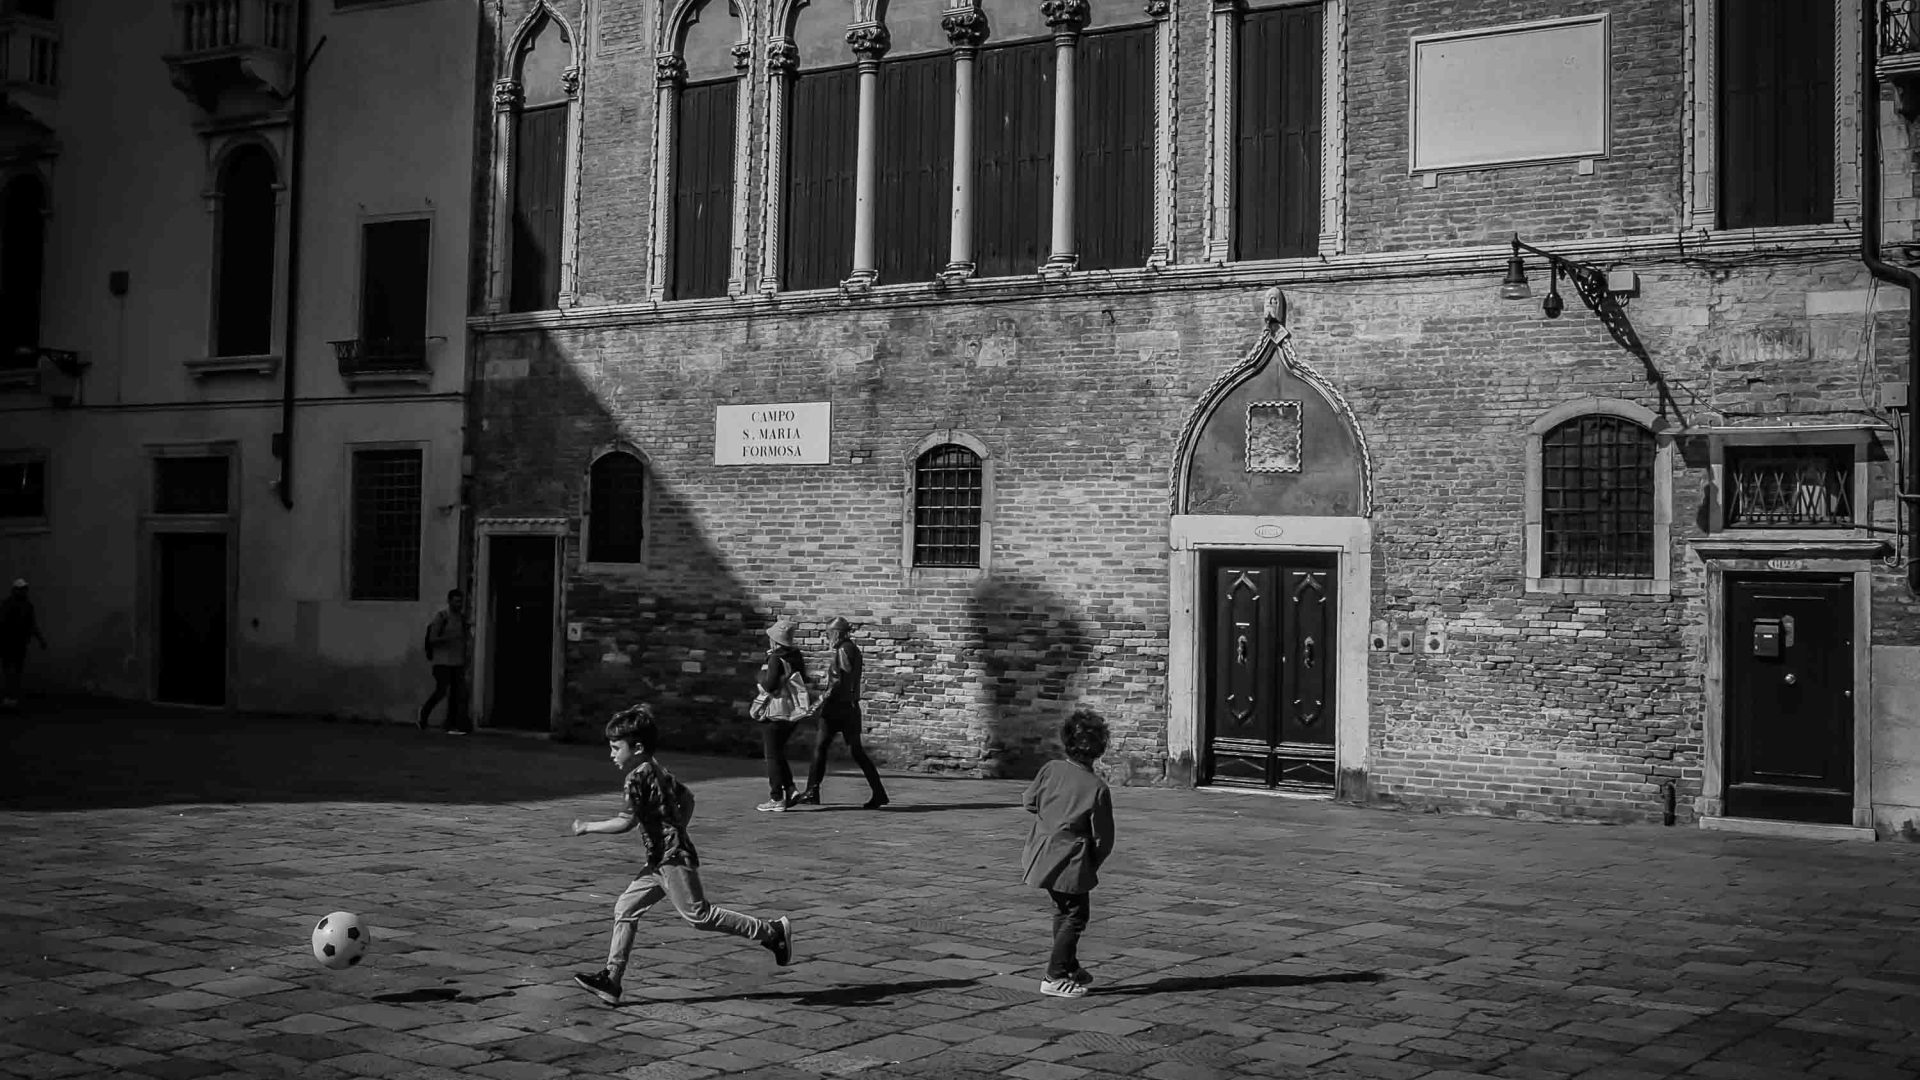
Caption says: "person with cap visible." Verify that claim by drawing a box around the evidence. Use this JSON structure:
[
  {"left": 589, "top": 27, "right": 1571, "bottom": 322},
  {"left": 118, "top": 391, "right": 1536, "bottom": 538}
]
[
  {"left": 750, "top": 619, "right": 812, "bottom": 811},
  {"left": 791, "top": 616, "right": 888, "bottom": 810},
  {"left": 0, "top": 578, "right": 47, "bottom": 708}
]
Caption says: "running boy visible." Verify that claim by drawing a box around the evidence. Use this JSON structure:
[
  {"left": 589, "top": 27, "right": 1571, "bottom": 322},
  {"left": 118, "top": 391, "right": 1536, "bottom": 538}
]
[
  {"left": 570, "top": 704, "right": 796, "bottom": 1005},
  {"left": 1019, "top": 707, "right": 1115, "bottom": 999}
]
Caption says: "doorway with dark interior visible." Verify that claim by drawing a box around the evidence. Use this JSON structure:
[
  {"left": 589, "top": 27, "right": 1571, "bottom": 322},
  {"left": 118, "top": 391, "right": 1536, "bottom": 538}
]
[
  {"left": 154, "top": 532, "right": 228, "bottom": 707},
  {"left": 486, "top": 534, "right": 557, "bottom": 731}
]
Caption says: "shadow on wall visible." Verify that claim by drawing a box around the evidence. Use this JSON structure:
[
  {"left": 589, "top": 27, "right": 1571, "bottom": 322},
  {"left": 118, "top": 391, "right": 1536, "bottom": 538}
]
[{"left": 967, "top": 574, "right": 1092, "bottom": 779}]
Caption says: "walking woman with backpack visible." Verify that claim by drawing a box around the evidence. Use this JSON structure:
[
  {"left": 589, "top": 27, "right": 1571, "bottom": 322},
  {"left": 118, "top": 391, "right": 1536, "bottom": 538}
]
[{"left": 750, "top": 619, "right": 812, "bottom": 811}]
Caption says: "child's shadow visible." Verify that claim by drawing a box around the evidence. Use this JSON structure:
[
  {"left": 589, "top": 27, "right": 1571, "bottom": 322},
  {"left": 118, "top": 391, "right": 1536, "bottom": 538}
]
[
  {"left": 804, "top": 802, "right": 1020, "bottom": 814},
  {"left": 1098, "top": 970, "right": 1384, "bottom": 996},
  {"left": 628, "top": 976, "right": 982, "bottom": 1007}
]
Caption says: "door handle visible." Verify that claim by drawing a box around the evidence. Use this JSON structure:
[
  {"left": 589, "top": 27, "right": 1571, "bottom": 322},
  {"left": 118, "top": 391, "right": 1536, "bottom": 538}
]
[
  {"left": 1235, "top": 635, "right": 1248, "bottom": 665},
  {"left": 1783, "top": 673, "right": 1796, "bottom": 685},
  {"left": 1301, "top": 636, "right": 1316, "bottom": 669}
]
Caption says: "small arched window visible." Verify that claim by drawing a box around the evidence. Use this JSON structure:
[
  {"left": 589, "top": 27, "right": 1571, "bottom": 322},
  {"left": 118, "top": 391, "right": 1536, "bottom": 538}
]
[
  {"left": 215, "top": 146, "right": 278, "bottom": 357},
  {"left": 0, "top": 173, "right": 46, "bottom": 365},
  {"left": 912, "top": 443, "right": 983, "bottom": 568},
  {"left": 1526, "top": 400, "right": 1671, "bottom": 595},
  {"left": 587, "top": 451, "right": 645, "bottom": 564}
]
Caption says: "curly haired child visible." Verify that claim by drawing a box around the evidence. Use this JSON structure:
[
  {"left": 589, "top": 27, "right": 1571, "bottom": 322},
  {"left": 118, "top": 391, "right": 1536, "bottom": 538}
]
[{"left": 1019, "top": 707, "right": 1115, "bottom": 998}]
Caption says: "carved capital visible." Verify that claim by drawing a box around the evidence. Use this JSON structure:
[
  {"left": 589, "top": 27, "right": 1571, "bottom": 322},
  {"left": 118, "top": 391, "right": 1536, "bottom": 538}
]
[
  {"left": 655, "top": 54, "right": 687, "bottom": 86},
  {"left": 731, "top": 41, "right": 753, "bottom": 71},
  {"left": 1041, "top": 0, "right": 1088, "bottom": 32},
  {"left": 766, "top": 39, "right": 799, "bottom": 73},
  {"left": 1144, "top": 0, "right": 1170, "bottom": 17},
  {"left": 942, "top": 10, "right": 989, "bottom": 47},
  {"left": 560, "top": 66, "right": 581, "bottom": 97},
  {"left": 493, "top": 78, "right": 522, "bottom": 109},
  {"left": 845, "top": 23, "right": 891, "bottom": 61}
]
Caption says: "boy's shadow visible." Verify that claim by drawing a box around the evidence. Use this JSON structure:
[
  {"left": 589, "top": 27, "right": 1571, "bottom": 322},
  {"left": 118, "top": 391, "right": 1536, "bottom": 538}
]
[
  {"left": 1098, "top": 971, "right": 1384, "bottom": 996},
  {"left": 800, "top": 802, "right": 1020, "bottom": 814},
  {"left": 628, "top": 976, "right": 982, "bottom": 1007}
]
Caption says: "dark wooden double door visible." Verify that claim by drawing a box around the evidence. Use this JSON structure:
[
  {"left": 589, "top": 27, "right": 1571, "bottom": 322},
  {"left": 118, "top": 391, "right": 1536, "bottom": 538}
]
[
  {"left": 486, "top": 535, "right": 556, "bottom": 731},
  {"left": 1724, "top": 575, "right": 1854, "bottom": 824},
  {"left": 1204, "top": 552, "right": 1336, "bottom": 791}
]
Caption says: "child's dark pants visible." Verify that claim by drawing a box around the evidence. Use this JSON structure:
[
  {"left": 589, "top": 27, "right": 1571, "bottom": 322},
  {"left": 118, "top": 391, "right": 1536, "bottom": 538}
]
[{"left": 1046, "top": 888, "right": 1091, "bottom": 980}]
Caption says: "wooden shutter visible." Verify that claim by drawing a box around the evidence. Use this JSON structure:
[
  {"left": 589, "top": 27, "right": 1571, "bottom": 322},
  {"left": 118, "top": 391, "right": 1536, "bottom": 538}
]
[
  {"left": 671, "top": 79, "right": 738, "bottom": 300},
  {"left": 510, "top": 103, "right": 568, "bottom": 312},
  {"left": 1075, "top": 25, "right": 1154, "bottom": 272},
  {"left": 588, "top": 453, "right": 645, "bottom": 563},
  {"left": 974, "top": 39, "right": 1054, "bottom": 279},
  {"left": 784, "top": 65, "right": 859, "bottom": 291},
  {"left": 1717, "top": 0, "right": 1834, "bottom": 229},
  {"left": 1234, "top": 4, "right": 1322, "bottom": 261},
  {"left": 877, "top": 52, "right": 956, "bottom": 284},
  {"left": 360, "top": 218, "right": 430, "bottom": 349},
  {"left": 216, "top": 147, "right": 277, "bottom": 356}
]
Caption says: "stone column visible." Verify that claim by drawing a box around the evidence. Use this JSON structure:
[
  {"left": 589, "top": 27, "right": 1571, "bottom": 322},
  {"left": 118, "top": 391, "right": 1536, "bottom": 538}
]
[
  {"left": 727, "top": 41, "right": 753, "bottom": 295},
  {"left": 845, "top": 23, "right": 891, "bottom": 289},
  {"left": 647, "top": 55, "right": 686, "bottom": 302},
  {"left": 759, "top": 39, "right": 798, "bottom": 293},
  {"left": 1041, "top": 0, "right": 1087, "bottom": 276},
  {"left": 941, "top": 6, "right": 988, "bottom": 279},
  {"left": 486, "top": 78, "right": 521, "bottom": 313},
  {"left": 1207, "top": 0, "right": 1238, "bottom": 263}
]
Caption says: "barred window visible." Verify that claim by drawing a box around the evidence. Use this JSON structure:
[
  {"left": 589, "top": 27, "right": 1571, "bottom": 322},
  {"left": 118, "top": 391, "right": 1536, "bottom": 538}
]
[
  {"left": 587, "top": 451, "right": 645, "bottom": 563},
  {"left": 351, "top": 448, "right": 422, "bottom": 601},
  {"left": 1540, "top": 415, "right": 1656, "bottom": 578},
  {"left": 913, "top": 444, "right": 982, "bottom": 568},
  {"left": 1725, "top": 445, "right": 1853, "bottom": 528},
  {"left": 154, "top": 456, "right": 230, "bottom": 515}
]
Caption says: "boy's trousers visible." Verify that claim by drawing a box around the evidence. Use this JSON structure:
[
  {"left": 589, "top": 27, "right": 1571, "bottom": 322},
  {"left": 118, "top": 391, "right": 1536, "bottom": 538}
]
[{"left": 606, "top": 862, "right": 776, "bottom": 978}]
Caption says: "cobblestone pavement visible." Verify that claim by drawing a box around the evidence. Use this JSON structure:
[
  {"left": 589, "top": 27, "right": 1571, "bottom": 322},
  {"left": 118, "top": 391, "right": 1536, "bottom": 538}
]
[{"left": 5, "top": 702, "right": 1920, "bottom": 1080}]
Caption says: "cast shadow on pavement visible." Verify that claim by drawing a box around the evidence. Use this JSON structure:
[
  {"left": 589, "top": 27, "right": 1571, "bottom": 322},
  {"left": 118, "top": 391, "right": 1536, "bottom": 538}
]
[
  {"left": 1098, "top": 971, "right": 1384, "bottom": 996},
  {"left": 798, "top": 801, "right": 1020, "bottom": 814},
  {"left": 626, "top": 976, "right": 983, "bottom": 1008}
]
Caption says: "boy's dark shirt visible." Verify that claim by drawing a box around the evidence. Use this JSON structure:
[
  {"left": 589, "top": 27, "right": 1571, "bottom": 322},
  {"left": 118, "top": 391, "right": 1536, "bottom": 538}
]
[
  {"left": 621, "top": 758, "right": 698, "bottom": 868},
  {"left": 821, "top": 640, "right": 862, "bottom": 711}
]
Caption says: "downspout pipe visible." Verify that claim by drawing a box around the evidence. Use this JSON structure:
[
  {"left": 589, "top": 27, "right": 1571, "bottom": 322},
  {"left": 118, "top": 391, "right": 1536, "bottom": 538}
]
[
  {"left": 1861, "top": 2, "right": 1920, "bottom": 592},
  {"left": 278, "top": 2, "right": 320, "bottom": 510}
]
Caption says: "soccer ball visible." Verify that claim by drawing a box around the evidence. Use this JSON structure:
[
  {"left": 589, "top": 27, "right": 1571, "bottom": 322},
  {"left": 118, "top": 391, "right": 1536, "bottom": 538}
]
[{"left": 311, "top": 911, "right": 371, "bottom": 970}]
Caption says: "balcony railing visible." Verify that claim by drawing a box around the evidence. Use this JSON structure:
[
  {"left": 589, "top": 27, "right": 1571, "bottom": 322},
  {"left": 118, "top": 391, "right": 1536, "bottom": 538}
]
[
  {"left": 176, "top": 0, "right": 292, "bottom": 54},
  {"left": 333, "top": 338, "right": 431, "bottom": 386},
  {"left": 164, "top": 0, "right": 293, "bottom": 113},
  {"left": 1881, "top": 0, "right": 1920, "bottom": 96}
]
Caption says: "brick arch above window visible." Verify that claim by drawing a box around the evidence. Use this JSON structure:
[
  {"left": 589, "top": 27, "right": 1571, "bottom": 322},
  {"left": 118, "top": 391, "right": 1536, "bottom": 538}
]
[
  {"left": 583, "top": 445, "right": 650, "bottom": 568},
  {"left": 901, "top": 431, "right": 994, "bottom": 575},
  {"left": 1524, "top": 397, "right": 1673, "bottom": 596}
]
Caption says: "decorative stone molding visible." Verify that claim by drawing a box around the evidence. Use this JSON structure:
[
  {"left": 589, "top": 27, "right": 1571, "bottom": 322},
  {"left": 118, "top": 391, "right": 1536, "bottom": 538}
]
[
  {"left": 731, "top": 41, "right": 753, "bottom": 70},
  {"left": 560, "top": 66, "right": 581, "bottom": 97},
  {"left": 1145, "top": 0, "right": 1170, "bottom": 16},
  {"left": 493, "top": 78, "right": 523, "bottom": 109},
  {"left": 846, "top": 24, "right": 891, "bottom": 61},
  {"left": 942, "top": 10, "right": 988, "bottom": 48},
  {"left": 766, "top": 38, "right": 798, "bottom": 72},
  {"left": 1042, "top": 0, "right": 1089, "bottom": 32},
  {"left": 655, "top": 54, "right": 687, "bottom": 86}
]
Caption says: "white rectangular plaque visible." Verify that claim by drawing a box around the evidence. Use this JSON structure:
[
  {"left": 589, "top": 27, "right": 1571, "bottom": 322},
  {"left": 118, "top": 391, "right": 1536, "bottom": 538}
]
[
  {"left": 1410, "top": 15, "right": 1610, "bottom": 174},
  {"left": 714, "top": 401, "right": 832, "bottom": 466}
]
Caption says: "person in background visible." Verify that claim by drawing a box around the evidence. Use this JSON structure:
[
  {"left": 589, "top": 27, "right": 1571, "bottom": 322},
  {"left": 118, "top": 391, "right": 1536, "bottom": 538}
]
[
  {"left": 419, "top": 589, "right": 471, "bottom": 734},
  {"left": 791, "top": 616, "right": 888, "bottom": 810},
  {"left": 752, "top": 620, "right": 810, "bottom": 811},
  {"left": 1019, "top": 708, "right": 1116, "bottom": 999},
  {"left": 0, "top": 578, "right": 47, "bottom": 709}
]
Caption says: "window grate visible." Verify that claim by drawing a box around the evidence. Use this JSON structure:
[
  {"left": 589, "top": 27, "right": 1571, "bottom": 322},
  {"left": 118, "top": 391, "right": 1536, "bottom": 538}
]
[
  {"left": 153, "top": 456, "right": 229, "bottom": 515},
  {"left": 351, "top": 449, "right": 422, "bottom": 601},
  {"left": 588, "top": 452, "right": 645, "bottom": 563},
  {"left": 1726, "top": 445, "right": 1853, "bottom": 527},
  {"left": 913, "top": 445, "right": 982, "bottom": 568},
  {"left": 0, "top": 458, "right": 44, "bottom": 518},
  {"left": 1541, "top": 415, "right": 1655, "bottom": 579}
]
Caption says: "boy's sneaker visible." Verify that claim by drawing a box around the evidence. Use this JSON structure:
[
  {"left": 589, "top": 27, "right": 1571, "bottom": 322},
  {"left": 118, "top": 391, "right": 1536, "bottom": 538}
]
[
  {"left": 1069, "top": 967, "right": 1094, "bottom": 987},
  {"left": 765, "top": 917, "right": 795, "bottom": 966},
  {"left": 571, "top": 970, "right": 621, "bottom": 1005},
  {"left": 1039, "top": 977, "right": 1088, "bottom": 998},
  {"left": 756, "top": 796, "right": 787, "bottom": 812}
]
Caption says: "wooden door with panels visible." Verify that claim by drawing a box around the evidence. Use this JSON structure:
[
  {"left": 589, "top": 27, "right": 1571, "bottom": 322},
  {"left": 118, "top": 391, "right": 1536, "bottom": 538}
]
[{"left": 1204, "top": 551, "right": 1337, "bottom": 791}]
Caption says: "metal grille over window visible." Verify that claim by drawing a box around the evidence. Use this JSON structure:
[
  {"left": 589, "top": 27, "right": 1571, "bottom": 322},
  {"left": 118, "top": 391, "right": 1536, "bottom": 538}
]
[
  {"left": 351, "top": 449, "right": 422, "bottom": 601},
  {"left": 1726, "top": 446, "right": 1853, "bottom": 527},
  {"left": 913, "top": 444, "right": 982, "bottom": 568},
  {"left": 588, "top": 452, "right": 645, "bottom": 563},
  {"left": 153, "top": 456, "right": 230, "bottom": 515},
  {"left": 1540, "top": 416, "right": 1655, "bottom": 579}
]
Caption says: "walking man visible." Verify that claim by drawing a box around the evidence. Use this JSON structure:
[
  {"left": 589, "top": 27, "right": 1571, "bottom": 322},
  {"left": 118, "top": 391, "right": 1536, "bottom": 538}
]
[
  {"left": 793, "top": 616, "right": 889, "bottom": 810},
  {"left": 419, "top": 588, "right": 471, "bottom": 733},
  {"left": 0, "top": 578, "right": 47, "bottom": 709}
]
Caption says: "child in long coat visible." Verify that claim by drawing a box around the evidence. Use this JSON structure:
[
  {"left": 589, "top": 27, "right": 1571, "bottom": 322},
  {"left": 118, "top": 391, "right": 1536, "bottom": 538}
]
[{"left": 1020, "top": 708, "right": 1115, "bottom": 998}]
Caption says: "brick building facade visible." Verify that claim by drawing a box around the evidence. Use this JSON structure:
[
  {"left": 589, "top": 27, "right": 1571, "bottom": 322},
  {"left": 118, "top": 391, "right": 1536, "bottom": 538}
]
[{"left": 464, "top": 0, "right": 1920, "bottom": 836}]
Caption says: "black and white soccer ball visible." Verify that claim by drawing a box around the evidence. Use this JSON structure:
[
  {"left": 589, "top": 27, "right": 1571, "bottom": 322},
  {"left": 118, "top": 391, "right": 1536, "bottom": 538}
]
[{"left": 311, "top": 911, "right": 371, "bottom": 970}]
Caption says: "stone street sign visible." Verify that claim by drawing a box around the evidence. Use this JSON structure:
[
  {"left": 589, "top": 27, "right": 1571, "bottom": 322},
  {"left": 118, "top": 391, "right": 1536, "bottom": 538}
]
[{"left": 714, "top": 401, "right": 832, "bottom": 465}]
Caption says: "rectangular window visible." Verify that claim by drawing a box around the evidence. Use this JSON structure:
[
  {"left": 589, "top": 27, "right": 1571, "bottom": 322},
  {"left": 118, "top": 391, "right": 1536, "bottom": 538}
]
[
  {"left": 351, "top": 448, "right": 423, "bottom": 601},
  {"left": 1725, "top": 445, "right": 1854, "bottom": 527},
  {"left": 876, "top": 52, "right": 955, "bottom": 284},
  {"left": 1075, "top": 25, "right": 1154, "bottom": 272},
  {"left": 1234, "top": 3, "right": 1322, "bottom": 260},
  {"left": 510, "top": 103, "right": 567, "bottom": 312},
  {"left": 0, "top": 457, "right": 45, "bottom": 519},
  {"left": 913, "top": 446, "right": 983, "bottom": 568},
  {"left": 784, "top": 65, "right": 859, "bottom": 291},
  {"left": 359, "top": 218, "right": 430, "bottom": 362},
  {"left": 974, "top": 38, "right": 1054, "bottom": 279},
  {"left": 1541, "top": 417, "right": 1656, "bottom": 579},
  {"left": 671, "top": 79, "right": 737, "bottom": 301},
  {"left": 153, "top": 456, "right": 230, "bottom": 515},
  {"left": 1717, "top": 0, "right": 1834, "bottom": 229}
]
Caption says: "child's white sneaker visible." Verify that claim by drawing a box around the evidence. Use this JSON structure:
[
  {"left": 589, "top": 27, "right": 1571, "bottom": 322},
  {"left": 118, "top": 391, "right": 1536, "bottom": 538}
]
[{"left": 1039, "top": 977, "right": 1087, "bottom": 998}]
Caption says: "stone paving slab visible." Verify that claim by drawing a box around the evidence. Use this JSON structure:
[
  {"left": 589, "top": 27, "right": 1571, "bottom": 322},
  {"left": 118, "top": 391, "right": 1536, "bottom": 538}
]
[{"left": 4, "top": 704, "right": 1920, "bottom": 1078}]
